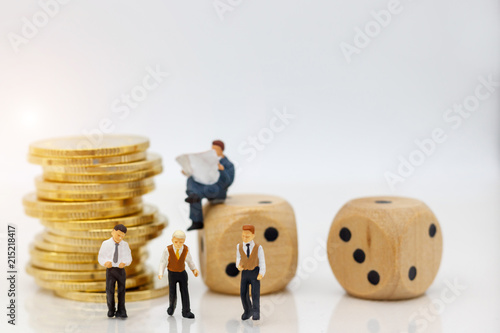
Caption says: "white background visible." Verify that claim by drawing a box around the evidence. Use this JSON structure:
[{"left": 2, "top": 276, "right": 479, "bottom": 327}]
[{"left": 0, "top": 0, "right": 499, "bottom": 332}]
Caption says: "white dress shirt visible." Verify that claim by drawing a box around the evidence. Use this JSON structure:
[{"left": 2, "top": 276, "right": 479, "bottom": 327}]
[
  {"left": 98, "top": 238, "right": 132, "bottom": 268},
  {"left": 158, "top": 245, "right": 197, "bottom": 276},
  {"left": 236, "top": 240, "right": 266, "bottom": 276}
]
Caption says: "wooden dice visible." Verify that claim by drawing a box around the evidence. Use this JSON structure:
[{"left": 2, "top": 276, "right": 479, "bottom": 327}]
[
  {"left": 327, "top": 197, "right": 442, "bottom": 300},
  {"left": 198, "top": 194, "right": 298, "bottom": 295}
]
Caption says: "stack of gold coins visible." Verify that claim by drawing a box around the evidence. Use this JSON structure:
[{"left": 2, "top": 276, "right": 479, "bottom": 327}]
[{"left": 23, "top": 135, "right": 168, "bottom": 302}]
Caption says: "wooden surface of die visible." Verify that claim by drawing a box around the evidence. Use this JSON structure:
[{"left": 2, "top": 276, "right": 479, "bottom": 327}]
[
  {"left": 327, "top": 196, "right": 443, "bottom": 300},
  {"left": 198, "top": 194, "right": 298, "bottom": 295}
]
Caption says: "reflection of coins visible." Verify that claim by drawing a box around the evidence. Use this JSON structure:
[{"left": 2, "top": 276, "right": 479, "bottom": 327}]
[
  {"left": 39, "top": 204, "right": 158, "bottom": 230},
  {"left": 30, "top": 245, "right": 146, "bottom": 263},
  {"left": 25, "top": 203, "right": 143, "bottom": 220},
  {"left": 42, "top": 153, "right": 161, "bottom": 174},
  {"left": 35, "top": 176, "right": 155, "bottom": 192},
  {"left": 54, "top": 280, "right": 169, "bottom": 302},
  {"left": 34, "top": 270, "right": 153, "bottom": 291},
  {"left": 28, "top": 150, "right": 147, "bottom": 166},
  {"left": 47, "top": 215, "right": 168, "bottom": 239},
  {"left": 29, "top": 135, "right": 149, "bottom": 158},
  {"left": 32, "top": 253, "right": 148, "bottom": 271},
  {"left": 43, "top": 165, "right": 163, "bottom": 183},
  {"left": 41, "top": 230, "right": 164, "bottom": 248},
  {"left": 26, "top": 263, "right": 144, "bottom": 281},
  {"left": 36, "top": 186, "right": 155, "bottom": 201},
  {"left": 22, "top": 193, "right": 141, "bottom": 212}
]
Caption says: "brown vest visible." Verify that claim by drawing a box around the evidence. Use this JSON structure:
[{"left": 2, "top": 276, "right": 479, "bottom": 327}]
[
  {"left": 239, "top": 242, "right": 260, "bottom": 270},
  {"left": 167, "top": 244, "right": 188, "bottom": 272}
]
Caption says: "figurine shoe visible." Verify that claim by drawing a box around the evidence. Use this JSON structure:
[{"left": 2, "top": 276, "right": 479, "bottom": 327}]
[
  {"left": 182, "top": 311, "right": 195, "bottom": 319},
  {"left": 187, "top": 222, "right": 204, "bottom": 231},
  {"left": 185, "top": 194, "right": 201, "bottom": 203},
  {"left": 209, "top": 198, "right": 225, "bottom": 205},
  {"left": 241, "top": 312, "right": 252, "bottom": 320},
  {"left": 107, "top": 310, "right": 115, "bottom": 318},
  {"left": 167, "top": 307, "right": 175, "bottom": 316},
  {"left": 115, "top": 311, "right": 128, "bottom": 318},
  {"left": 252, "top": 312, "right": 260, "bottom": 320}
]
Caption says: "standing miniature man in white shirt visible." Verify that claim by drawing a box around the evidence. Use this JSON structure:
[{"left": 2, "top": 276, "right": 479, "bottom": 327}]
[
  {"left": 98, "top": 224, "right": 132, "bottom": 318},
  {"left": 158, "top": 230, "right": 199, "bottom": 319},
  {"left": 236, "top": 224, "right": 266, "bottom": 321}
]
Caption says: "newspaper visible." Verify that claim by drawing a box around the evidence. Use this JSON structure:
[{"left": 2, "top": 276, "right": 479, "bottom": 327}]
[{"left": 175, "top": 150, "right": 220, "bottom": 185}]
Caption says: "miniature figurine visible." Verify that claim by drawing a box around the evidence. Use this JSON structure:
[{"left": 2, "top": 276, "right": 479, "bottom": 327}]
[
  {"left": 98, "top": 224, "right": 132, "bottom": 318},
  {"left": 237, "top": 224, "right": 266, "bottom": 321},
  {"left": 158, "top": 230, "right": 199, "bottom": 319},
  {"left": 197, "top": 194, "right": 297, "bottom": 295},
  {"left": 177, "top": 140, "right": 235, "bottom": 231}
]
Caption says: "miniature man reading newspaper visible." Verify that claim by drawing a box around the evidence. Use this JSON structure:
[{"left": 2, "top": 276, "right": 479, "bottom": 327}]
[{"left": 176, "top": 140, "right": 235, "bottom": 231}]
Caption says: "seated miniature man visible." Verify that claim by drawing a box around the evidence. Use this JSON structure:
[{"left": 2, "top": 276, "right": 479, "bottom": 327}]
[
  {"left": 98, "top": 224, "right": 132, "bottom": 318},
  {"left": 237, "top": 224, "right": 266, "bottom": 321},
  {"left": 158, "top": 230, "right": 199, "bottom": 319},
  {"left": 184, "top": 140, "right": 235, "bottom": 231}
]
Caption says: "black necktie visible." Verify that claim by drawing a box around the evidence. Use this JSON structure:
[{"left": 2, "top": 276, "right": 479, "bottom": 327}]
[
  {"left": 246, "top": 243, "right": 250, "bottom": 258},
  {"left": 113, "top": 243, "right": 119, "bottom": 263}
]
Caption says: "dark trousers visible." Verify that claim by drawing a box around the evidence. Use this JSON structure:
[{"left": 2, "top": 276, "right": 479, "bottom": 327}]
[
  {"left": 168, "top": 270, "right": 191, "bottom": 315},
  {"left": 106, "top": 267, "right": 126, "bottom": 312},
  {"left": 186, "top": 177, "right": 227, "bottom": 223},
  {"left": 240, "top": 267, "right": 260, "bottom": 315}
]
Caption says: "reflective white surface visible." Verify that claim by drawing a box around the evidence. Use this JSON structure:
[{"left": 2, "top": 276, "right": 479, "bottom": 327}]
[{"left": 1, "top": 181, "right": 499, "bottom": 332}]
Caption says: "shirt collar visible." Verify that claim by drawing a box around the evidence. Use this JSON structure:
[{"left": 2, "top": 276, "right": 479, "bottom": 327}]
[
  {"left": 243, "top": 240, "right": 255, "bottom": 247},
  {"left": 110, "top": 237, "right": 121, "bottom": 245}
]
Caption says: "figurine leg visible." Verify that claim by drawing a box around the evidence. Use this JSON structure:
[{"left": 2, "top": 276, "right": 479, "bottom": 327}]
[
  {"left": 186, "top": 178, "right": 205, "bottom": 231},
  {"left": 178, "top": 270, "right": 194, "bottom": 319},
  {"left": 240, "top": 270, "right": 252, "bottom": 320},
  {"left": 115, "top": 268, "right": 127, "bottom": 318},
  {"left": 188, "top": 201, "right": 203, "bottom": 224},
  {"left": 208, "top": 187, "right": 227, "bottom": 203},
  {"left": 186, "top": 178, "right": 204, "bottom": 200},
  {"left": 249, "top": 268, "right": 261, "bottom": 320},
  {"left": 105, "top": 268, "right": 117, "bottom": 317},
  {"left": 187, "top": 200, "right": 204, "bottom": 231},
  {"left": 168, "top": 271, "right": 177, "bottom": 315}
]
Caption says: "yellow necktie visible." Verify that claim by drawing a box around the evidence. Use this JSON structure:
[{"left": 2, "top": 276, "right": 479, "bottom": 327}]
[{"left": 175, "top": 248, "right": 180, "bottom": 259}]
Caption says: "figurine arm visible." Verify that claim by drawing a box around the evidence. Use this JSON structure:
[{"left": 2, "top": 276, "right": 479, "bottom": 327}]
[
  {"left": 98, "top": 240, "right": 110, "bottom": 267},
  {"left": 185, "top": 250, "right": 197, "bottom": 271},
  {"left": 158, "top": 247, "right": 169, "bottom": 279},
  {"left": 258, "top": 245, "right": 266, "bottom": 278},
  {"left": 122, "top": 242, "right": 132, "bottom": 266},
  {"left": 236, "top": 244, "right": 242, "bottom": 270},
  {"left": 220, "top": 158, "right": 235, "bottom": 187}
]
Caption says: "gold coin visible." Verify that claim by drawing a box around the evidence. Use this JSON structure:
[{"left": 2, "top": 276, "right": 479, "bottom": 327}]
[
  {"left": 42, "top": 230, "right": 163, "bottom": 248},
  {"left": 43, "top": 165, "right": 163, "bottom": 183},
  {"left": 42, "top": 152, "right": 161, "bottom": 174},
  {"left": 29, "top": 135, "right": 149, "bottom": 158},
  {"left": 35, "top": 176, "right": 155, "bottom": 192},
  {"left": 30, "top": 244, "right": 147, "bottom": 263},
  {"left": 33, "top": 235, "right": 145, "bottom": 253},
  {"left": 26, "top": 262, "right": 145, "bottom": 281},
  {"left": 22, "top": 193, "right": 141, "bottom": 212},
  {"left": 47, "top": 215, "right": 167, "bottom": 239},
  {"left": 31, "top": 253, "right": 148, "bottom": 271},
  {"left": 36, "top": 186, "right": 154, "bottom": 201},
  {"left": 54, "top": 281, "right": 168, "bottom": 302},
  {"left": 33, "top": 270, "right": 153, "bottom": 291},
  {"left": 39, "top": 204, "right": 157, "bottom": 230},
  {"left": 25, "top": 203, "right": 143, "bottom": 220},
  {"left": 28, "top": 151, "right": 147, "bottom": 167}
]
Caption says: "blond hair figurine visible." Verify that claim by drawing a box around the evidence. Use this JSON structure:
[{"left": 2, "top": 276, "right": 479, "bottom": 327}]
[{"left": 158, "top": 230, "right": 199, "bottom": 318}]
